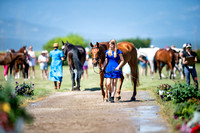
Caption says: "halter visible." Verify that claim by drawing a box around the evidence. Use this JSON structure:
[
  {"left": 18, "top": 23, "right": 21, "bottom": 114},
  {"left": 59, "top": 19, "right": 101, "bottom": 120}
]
[{"left": 91, "top": 47, "right": 102, "bottom": 66}]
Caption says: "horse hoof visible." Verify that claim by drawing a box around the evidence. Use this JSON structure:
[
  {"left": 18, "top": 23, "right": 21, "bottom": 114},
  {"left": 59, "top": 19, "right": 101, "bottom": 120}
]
[
  {"left": 103, "top": 98, "right": 109, "bottom": 102},
  {"left": 116, "top": 96, "right": 121, "bottom": 101},
  {"left": 130, "top": 97, "right": 136, "bottom": 101}
]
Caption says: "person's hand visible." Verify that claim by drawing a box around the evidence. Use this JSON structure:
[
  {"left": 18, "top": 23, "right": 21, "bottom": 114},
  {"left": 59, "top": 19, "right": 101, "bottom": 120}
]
[{"left": 115, "top": 67, "right": 119, "bottom": 71}]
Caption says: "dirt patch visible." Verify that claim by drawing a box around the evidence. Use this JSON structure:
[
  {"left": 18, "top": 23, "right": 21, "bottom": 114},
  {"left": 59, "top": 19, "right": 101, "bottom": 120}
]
[{"left": 24, "top": 90, "right": 171, "bottom": 133}]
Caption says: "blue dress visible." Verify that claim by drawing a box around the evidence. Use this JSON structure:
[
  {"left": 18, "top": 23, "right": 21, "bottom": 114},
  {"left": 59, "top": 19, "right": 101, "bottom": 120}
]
[
  {"left": 104, "top": 49, "right": 123, "bottom": 78},
  {"left": 49, "top": 49, "right": 64, "bottom": 82}
]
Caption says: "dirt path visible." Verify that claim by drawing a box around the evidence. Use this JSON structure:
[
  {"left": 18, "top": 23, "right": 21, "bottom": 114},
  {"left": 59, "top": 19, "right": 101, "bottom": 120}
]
[{"left": 24, "top": 90, "right": 172, "bottom": 133}]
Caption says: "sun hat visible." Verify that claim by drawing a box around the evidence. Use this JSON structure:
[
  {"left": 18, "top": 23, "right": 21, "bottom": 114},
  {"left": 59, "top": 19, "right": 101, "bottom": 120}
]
[
  {"left": 53, "top": 43, "right": 59, "bottom": 48},
  {"left": 186, "top": 43, "right": 192, "bottom": 48},
  {"left": 41, "top": 50, "right": 46, "bottom": 54},
  {"left": 182, "top": 43, "right": 187, "bottom": 48}
]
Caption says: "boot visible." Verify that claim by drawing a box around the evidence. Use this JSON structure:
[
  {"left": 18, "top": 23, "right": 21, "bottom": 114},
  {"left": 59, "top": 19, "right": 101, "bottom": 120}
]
[{"left": 110, "top": 97, "right": 114, "bottom": 103}]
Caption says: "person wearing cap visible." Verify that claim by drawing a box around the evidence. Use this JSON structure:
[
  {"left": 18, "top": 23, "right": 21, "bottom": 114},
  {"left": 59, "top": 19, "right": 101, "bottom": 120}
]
[
  {"left": 179, "top": 43, "right": 187, "bottom": 79},
  {"left": 49, "top": 43, "right": 64, "bottom": 89},
  {"left": 38, "top": 50, "right": 49, "bottom": 80},
  {"left": 101, "top": 39, "right": 124, "bottom": 103},
  {"left": 28, "top": 46, "right": 36, "bottom": 79},
  {"left": 81, "top": 47, "right": 89, "bottom": 80},
  {"left": 182, "top": 43, "right": 198, "bottom": 89}
]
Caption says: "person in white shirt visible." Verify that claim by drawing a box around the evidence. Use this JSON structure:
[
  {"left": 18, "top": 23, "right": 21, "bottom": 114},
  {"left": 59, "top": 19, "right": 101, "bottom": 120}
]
[
  {"left": 38, "top": 50, "right": 49, "bottom": 80},
  {"left": 28, "top": 46, "right": 36, "bottom": 79}
]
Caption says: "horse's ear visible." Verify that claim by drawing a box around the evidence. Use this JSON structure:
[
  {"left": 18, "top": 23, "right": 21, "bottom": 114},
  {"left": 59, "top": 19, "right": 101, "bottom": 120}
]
[
  {"left": 90, "top": 42, "right": 93, "bottom": 47},
  {"left": 62, "top": 41, "right": 64, "bottom": 45},
  {"left": 96, "top": 42, "right": 99, "bottom": 48}
]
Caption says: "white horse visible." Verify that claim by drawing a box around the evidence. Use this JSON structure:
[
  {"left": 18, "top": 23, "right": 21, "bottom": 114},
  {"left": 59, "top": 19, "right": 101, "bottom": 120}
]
[{"left": 137, "top": 47, "right": 160, "bottom": 79}]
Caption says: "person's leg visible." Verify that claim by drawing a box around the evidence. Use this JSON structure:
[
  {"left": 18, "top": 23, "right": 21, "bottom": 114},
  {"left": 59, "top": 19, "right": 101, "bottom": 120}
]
[
  {"left": 145, "top": 66, "right": 147, "bottom": 76},
  {"left": 111, "top": 78, "right": 118, "bottom": 97},
  {"left": 54, "top": 81, "right": 57, "bottom": 89},
  {"left": 106, "top": 78, "right": 112, "bottom": 101},
  {"left": 184, "top": 67, "right": 190, "bottom": 87},
  {"left": 4, "top": 65, "right": 8, "bottom": 80},
  {"left": 41, "top": 70, "right": 43, "bottom": 80},
  {"left": 190, "top": 68, "right": 198, "bottom": 89},
  {"left": 32, "top": 66, "right": 35, "bottom": 79},
  {"left": 45, "top": 69, "right": 48, "bottom": 80},
  {"left": 85, "top": 69, "right": 88, "bottom": 80}
]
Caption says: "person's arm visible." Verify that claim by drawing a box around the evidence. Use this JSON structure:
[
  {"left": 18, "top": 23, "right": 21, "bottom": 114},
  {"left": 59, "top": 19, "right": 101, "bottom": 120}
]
[
  {"left": 115, "top": 54, "right": 124, "bottom": 71},
  {"left": 101, "top": 58, "right": 108, "bottom": 71},
  {"left": 32, "top": 52, "right": 36, "bottom": 58},
  {"left": 194, "top": 56, "right": 197, "bottom": 63},
  {"left": 182, "top": 57, "right": 188, "bottom": 65},
  {"left": 61, "top": 57, "right": 65, "bottom": 61}
]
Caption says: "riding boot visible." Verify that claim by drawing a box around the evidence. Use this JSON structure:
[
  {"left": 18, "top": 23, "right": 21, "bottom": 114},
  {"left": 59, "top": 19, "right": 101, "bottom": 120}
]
[
  {"left": 110, "top": 97, "right": 114, "bottom": 103},
  {"left": 108, "top": 92, "right": 112, "bottom": 102}
]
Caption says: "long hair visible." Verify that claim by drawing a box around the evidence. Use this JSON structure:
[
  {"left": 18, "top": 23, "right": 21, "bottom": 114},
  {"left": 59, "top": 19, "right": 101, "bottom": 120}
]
[{"left": 107, "top": 39, "right": 117, "bottom": 58}]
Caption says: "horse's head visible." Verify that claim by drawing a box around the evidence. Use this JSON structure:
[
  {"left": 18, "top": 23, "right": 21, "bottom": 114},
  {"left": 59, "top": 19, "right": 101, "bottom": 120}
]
[
  {"left": 62, "top": 41, "right": 70, "bottom": 60},
  {"left": 90, "top": 42, "right": 101, "bottom": 67}
]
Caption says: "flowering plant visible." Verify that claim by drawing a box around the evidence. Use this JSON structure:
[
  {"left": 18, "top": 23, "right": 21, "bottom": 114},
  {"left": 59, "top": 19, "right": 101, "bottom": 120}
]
[
  {"left": 0, "top": 83, "right": 33, "bottom": 132},
  {"left": 157, "top": 84, "right": 172, "bottom": 101},
  {"left": 15, "top": 82, "right": 34, "bottom": 96}
]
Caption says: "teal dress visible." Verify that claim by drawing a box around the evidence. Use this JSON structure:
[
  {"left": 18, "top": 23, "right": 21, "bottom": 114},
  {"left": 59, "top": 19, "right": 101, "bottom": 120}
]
[
  {"left": 104, "top": 49, "right": 123, "bottom": 78},
  {"left": 49, "top": 49, "right": 64, "bottom": 82}
]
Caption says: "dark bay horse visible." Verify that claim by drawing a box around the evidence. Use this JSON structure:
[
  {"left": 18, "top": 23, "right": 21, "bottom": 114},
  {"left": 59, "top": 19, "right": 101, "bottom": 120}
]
[
  {"left": 154, "top": 48, "right": 178, "bottom": 79},
  {"left": 62, "top": 41, "right": 86, "bottom": 91},
  {"left": 90, "top": 41, "right": 139, "bottom": 101}
]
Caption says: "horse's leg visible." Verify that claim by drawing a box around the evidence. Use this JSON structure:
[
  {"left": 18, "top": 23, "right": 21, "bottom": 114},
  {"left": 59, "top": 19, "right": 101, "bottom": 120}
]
[
  {"left": 168, "top": 62, "right": 173, "bottom": 79},
  {"left": 157, "top": 61, "right": 162, "bottom": 79},
  {"left": 76, "top": 70, "right": 82, "bottom": 91},
  {"left": 70, "top": 67, "right": 76, "bottom": 91},
  {"left": 116, "top": 74, "right": 124, "bottom": 101},
  {"left": 100, "top": 72, "right": 106, "bottom": 101},
  {"left": 129, "top": 59, "right": 138, "bottom": 101}
]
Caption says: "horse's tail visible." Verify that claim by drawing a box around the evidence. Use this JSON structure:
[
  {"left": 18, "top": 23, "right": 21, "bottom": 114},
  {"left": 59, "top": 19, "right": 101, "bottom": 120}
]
[
  {"left": 72, "top": 48, "right": 83, "bottom": 75},
  {"left": 153, "top": 55, "right": 157, "bottom": 73}
]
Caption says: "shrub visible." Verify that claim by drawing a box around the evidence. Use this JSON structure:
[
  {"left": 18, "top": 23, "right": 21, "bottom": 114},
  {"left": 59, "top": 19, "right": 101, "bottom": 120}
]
[{"left": 171, "top": 83, "right": 199, "bottom": 103}]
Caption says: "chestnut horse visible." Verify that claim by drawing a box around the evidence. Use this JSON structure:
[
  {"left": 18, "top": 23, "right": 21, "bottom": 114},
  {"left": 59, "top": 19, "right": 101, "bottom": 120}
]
[
  {"left": 90, "top": 41, "right": 139, "bottom": 101},
  {"left": 6, "top": 46, "right": 27, "bottom": 78},
  {"left": 154, "top": 48, "right": 177, "bottom": 79}
]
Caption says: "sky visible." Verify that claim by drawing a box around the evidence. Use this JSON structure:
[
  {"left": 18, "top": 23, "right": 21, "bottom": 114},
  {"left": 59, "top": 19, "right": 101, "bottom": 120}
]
[{"left": 0, "top": 0, "right": 200, "bottom": 50}]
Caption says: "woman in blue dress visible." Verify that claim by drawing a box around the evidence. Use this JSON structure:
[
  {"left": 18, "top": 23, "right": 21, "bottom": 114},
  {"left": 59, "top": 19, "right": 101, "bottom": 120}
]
[
  {"left": 102, "top": 39, "right": 124, "bottom": 103},
  {"left": 49, "top": 43, "right": 64, "bottom": 89}
]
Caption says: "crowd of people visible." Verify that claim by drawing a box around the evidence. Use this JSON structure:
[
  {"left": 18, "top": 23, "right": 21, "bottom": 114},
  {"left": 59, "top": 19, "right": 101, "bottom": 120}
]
[{"left": 2, "top": 41, "right": 199, "bottom": 95}]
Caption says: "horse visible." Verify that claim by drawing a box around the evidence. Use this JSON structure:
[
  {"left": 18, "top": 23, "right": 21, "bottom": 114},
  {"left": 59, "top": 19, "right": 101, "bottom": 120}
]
[
  {"left": 90, "top": 41, "right": 139, "bottom": 101},
  {"left": 0, "top": 52, "right": 26, "bottom": 77},
  {"left": 137, "top": 47, "right": 160, "bottom": 79},
  {"left": 7, "top": 46, "right": 27, "bottom": 78},
  {"left": 154, "top": 48, "right": 177, "bottom": 79},
  {"left": 62, "top": 41, "right": 86, "bottom": 91}
]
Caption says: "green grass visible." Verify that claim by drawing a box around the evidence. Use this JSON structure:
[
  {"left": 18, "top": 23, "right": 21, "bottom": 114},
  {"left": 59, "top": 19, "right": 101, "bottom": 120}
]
[{"left": 0, "top": 63, "right": 199, "bottom": 105}]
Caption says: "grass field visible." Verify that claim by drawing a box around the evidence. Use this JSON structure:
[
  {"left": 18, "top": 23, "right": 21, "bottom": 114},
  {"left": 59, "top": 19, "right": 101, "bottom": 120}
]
[{"left": 0, "top": 62, "right": 199, "bottom": 105}]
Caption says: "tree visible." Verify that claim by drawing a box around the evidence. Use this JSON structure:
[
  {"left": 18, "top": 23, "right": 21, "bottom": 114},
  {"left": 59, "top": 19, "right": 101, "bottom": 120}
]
[
  {"left": 118, "top": 37, "right": 151, "bottom": 48},
  {"left": 43, "top": 33, "right": 89, "bottom": 53}
]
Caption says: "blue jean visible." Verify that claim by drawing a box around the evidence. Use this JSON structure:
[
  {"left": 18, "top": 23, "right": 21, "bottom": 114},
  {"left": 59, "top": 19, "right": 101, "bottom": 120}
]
[{"left": 184, "top": 66, "right": 198, "bottom": 89}]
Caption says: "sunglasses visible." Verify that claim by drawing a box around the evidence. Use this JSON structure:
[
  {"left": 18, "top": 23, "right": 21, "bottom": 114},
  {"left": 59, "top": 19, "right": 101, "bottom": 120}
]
[{"left": 187, "top": 47, "right": 191, "bottom": 49}]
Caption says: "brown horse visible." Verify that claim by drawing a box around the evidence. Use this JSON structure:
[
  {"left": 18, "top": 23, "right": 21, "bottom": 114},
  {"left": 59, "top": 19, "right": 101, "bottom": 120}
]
[
  {"left": 90, "top": 41, "right": 139, "bottom": 101},
  {"left": 154, "top": 48, "right": 177, "bottom": 79},
  {"left": 6, "top": 46, "right": 27, "bottom": 77}
]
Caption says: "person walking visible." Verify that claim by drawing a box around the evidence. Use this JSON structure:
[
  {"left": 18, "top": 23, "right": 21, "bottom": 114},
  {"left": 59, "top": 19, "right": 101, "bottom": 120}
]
[
  {"left": 102, "top": 39, "right": 124, "bottom": 103},
  {"left": 38, "top": 50, "right": 49, "bottom": 80},
  {"left": 23, "top": 49, "right": 30, "bottom": 80},
  {"left": 182, "top": 43, "right": 198, "bottom": 89},
  {"left": 82, "top": 47, "right": 89, "bottom": 80},
  {"left": 28, "top": 46, "right": 36, "bottom": 79},
  {"left": 49, "top": 43, "right": 64, "bottom": 89}
]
